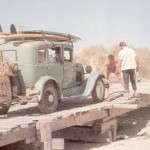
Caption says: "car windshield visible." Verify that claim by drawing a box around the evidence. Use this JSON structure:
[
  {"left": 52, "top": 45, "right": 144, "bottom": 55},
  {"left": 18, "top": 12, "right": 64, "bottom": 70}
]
[{"left": 1, "top": 50, "right": 17, "bottom": 63}]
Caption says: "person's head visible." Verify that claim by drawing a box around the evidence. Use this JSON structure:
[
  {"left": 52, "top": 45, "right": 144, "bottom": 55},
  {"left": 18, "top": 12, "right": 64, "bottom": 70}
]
[
  {"left": 55, "top": 47, "right": 60, "bottom": 54},
  {"left": 108, "top": 54, "right": 114, "bottom": 60},
  {"left": 38, "top": 51, "right": 46, "bottom": 63},
  {"left": 119, "top": 41, "right": 127, "bottom": 48}
]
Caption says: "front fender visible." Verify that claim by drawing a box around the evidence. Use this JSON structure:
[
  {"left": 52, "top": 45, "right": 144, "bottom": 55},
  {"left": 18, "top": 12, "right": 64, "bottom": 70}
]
[
  {"left": 82, "top": 70, "right": 104, "bottom": 97},
  {"left": 35, "top": 76, "right": 62, "bottom": 101}
]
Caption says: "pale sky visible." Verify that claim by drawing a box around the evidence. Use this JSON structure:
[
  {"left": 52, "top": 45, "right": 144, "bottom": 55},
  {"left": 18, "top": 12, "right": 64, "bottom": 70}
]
[{"left": 0, "top": 0, "right": 150, "bottom": 52}]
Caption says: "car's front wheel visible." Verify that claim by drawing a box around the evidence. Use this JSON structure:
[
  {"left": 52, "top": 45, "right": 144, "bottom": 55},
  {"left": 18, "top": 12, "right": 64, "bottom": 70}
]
[
  {"left": 91, "top": 77, "right": 105, "bottom": 103},
  {"left": 38, "top": 83, "right": 58, "bottom": 114}
]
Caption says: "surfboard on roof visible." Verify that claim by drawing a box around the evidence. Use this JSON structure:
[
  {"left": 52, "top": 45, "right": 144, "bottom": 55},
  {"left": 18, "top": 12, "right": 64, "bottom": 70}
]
[{"left": 0, "top": 24, "right": 81, "bottom": 42}]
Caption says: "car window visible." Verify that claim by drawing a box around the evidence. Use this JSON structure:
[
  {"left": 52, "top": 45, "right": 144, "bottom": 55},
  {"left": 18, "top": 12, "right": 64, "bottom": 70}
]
[
  {"left": 2, "top": 50, "right": 17, "bottom": 63},
  {"left": 48, "top": 48, "right": 56, "bottom": 63},
  {"left": 54, "top": 47, "right": 61, "bottom": 62},
  {"left": 38, "top": 49, "right": 46, "bottom": 63},
  {"left": 64, "top": 49, "right": 71, "bottom": 61}
]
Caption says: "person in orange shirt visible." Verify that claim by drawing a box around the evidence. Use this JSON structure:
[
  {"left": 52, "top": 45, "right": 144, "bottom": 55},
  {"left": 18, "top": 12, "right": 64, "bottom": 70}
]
[{"left": 104, "top": 54, "right": 124, "bottom": 97}]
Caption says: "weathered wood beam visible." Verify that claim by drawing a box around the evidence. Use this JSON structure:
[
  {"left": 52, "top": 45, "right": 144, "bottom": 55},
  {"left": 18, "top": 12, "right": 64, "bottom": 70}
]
[
  {"left": 51, "top": 109, "right": 109, "bottom": 131},
  {"left": 36, "top": 121, "right": 52, "bottom": 150},
  {"left": 0, "top": 124, "right": 36, "bottom": 147}
]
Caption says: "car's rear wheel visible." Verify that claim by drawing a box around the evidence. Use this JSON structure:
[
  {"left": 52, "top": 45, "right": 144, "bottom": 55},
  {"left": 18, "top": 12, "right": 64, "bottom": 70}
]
[
  {"left": 38, "top": 83, "right": 58, "bottom": 114},
  {"left": 91, "top": 77, "right": 105, "bottom": 103}
]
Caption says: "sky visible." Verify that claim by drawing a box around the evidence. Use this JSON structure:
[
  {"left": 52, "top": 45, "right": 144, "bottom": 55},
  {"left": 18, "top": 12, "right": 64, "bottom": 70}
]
[{"left": 0, "top": 0, "right": 150, "bottom": 52}]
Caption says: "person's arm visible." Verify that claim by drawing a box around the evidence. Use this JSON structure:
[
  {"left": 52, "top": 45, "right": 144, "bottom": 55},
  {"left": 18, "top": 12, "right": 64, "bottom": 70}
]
[
  {"left": 117, "top": 59, "right": 122, "bottom": 73},
  {"left": 104, "top": 59, "right": 109, "bottom": 83},
  {"left": 117, "top": 51, "right": 123, "bottom": 73}
]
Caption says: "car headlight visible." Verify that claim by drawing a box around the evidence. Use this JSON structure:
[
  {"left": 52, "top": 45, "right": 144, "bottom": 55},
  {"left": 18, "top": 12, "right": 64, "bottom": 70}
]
[{"left": 26, "top": 87, "right": 39, "bottom": 96}]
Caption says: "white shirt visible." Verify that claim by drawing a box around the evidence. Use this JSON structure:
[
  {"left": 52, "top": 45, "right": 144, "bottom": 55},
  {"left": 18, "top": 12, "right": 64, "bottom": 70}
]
[{"left": 118, "top": 46, "right": 136, "bottom": 71}]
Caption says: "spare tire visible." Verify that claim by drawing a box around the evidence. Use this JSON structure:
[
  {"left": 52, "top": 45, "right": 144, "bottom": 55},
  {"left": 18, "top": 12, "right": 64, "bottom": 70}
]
[
  {"left": 0, "top": 97, "right": 11, "bottom": 115},
  {"left": 0, "top": 63, "right": 12, "bottom": 115}
]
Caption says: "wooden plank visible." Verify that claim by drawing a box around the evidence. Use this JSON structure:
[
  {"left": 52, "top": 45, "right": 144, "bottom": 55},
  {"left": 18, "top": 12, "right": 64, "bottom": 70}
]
[
  {"left": 52, "top": 138, "right": 64, "bottom": 150},
  {"left": 53, "top": 126, "right": 113, "bottom": 143},
  {"left": 109, "top": 108, "right": 135, "bottom": 118},
  {"left": 50, "top": 102, "right": 138, "bottom": 132},
  {"left": 109, "top": 104, "right": 138, "bottom": 109},
  {"left": 100, "top": 118, "right": 117, "bottom": 131},
  {"left": 105, "top": 92, "right": 123, "bottom": 102},
  {"left": 51, "top": 109, "right": 109, "bottom": 131},
  {"left": 0, "top": 125, "right": 36, "bottom": 147},
  {"left": 0, "top": 122, "right": 36, "bottom": 146},
  {"left": 36, "top": 121, "right": 52, "bottom": 150},
  {"left": 25, "top": 136, "right": 37, "bottom": 144},
  {"left": 0, "top": 125, "right": 20, "bottom": 136}
]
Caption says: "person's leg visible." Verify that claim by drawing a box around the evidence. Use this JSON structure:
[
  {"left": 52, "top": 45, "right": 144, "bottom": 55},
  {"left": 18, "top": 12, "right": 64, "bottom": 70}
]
[
  {"left": 106, "top": 73, "right": 110, "bottom": 97},
  {"left": 129, "top": 69, "right": 137, "bottom": 96},
  {"left": 105, "top": 69, "right": 110, "bottom": 84},
  {"left": 105, "top": 70, "right": 110, "bottom": 98},
  {"left": 114, "top": 69, "right": 124, "bottom": 88},
  {"left": 122, "top": 70, "right": 130, "bottom": 99}
]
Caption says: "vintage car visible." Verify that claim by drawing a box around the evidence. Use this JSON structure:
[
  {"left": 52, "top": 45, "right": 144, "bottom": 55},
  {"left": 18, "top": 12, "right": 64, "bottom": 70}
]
[{"left": 0, "top": 26, "right": 105, "bottom": 114}]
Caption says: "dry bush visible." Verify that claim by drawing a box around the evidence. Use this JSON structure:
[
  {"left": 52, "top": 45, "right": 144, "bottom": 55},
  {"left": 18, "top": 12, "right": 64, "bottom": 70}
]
[
  {"left": 75, "top": 44, "right": 150, "bottom": 78},
  {"left": 74, "top": 45, "right": 108, "bottom": 72},
  {"left": 136, "top": 48, "right": 150, "bottom": 78},
  {"left": 110, "top": 44, "right": 121, "bottom": 56}
]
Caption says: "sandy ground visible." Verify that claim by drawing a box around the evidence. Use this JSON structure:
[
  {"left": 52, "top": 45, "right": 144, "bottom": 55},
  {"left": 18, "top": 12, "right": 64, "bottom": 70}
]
[{"left": 65, "top": 79, "right": 150, "bottom": 150}]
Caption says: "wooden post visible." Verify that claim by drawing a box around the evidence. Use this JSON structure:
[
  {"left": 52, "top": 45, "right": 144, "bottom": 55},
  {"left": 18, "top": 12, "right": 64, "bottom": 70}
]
[
  {"left": 110, "top": 125, "right": 117, "bottom": 142},
  {"left": 36, "top": 121, "right": 52, "bottom": 150}
]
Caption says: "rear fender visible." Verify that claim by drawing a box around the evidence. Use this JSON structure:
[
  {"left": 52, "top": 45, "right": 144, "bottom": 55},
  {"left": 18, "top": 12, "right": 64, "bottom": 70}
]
[
  {"left": 35, "top": 76, "right": 62, "bottom": 101},
  {"left": 82, "top": 70, "right": 104, "bottom": 97}
]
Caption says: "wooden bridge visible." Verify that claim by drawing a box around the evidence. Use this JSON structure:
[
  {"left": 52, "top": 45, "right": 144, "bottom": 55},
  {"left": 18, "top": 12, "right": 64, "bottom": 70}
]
[{"left": 0, "top": 91, "right": 150, "bottom": 150}]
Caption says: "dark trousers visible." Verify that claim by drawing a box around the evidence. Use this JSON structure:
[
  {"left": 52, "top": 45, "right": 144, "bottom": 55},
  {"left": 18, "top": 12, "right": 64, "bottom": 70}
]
[{"left": 122, "top": 69, "right": 137, "bottom": 91}]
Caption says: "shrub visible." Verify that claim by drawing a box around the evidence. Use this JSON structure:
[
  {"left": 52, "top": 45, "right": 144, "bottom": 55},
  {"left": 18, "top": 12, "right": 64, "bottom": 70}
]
[{"left": 75, "top": 45, "right": 150, "bottom": 78}]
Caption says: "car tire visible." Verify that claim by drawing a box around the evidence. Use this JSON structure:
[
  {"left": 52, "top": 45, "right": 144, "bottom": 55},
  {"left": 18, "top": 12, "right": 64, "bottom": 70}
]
[
  {"left": 38, "top": 83, "right": 58, "bottom": 114},
  {"left": 91, "top": 77, "right": 105, "bottom": 103},
  {"left": 0, "top": 100, "right": 11, "bottom": 115}
]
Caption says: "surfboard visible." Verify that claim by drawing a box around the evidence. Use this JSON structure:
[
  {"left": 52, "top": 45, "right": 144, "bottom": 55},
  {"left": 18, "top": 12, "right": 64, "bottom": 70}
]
[
  {"left": 21, "top": 30, "right": 81, "bottom": 41},
  {"left": 2, "top": 33, "right": 80, "bottom": 42},
  {"left": 4, "top": 33, "right": 71, "bottom": 42},
  {"left": 0, "top": 28, "right": 81, "bottom": 42},
  {"left": 0, "top": 25, "right": 2, "bottom": 33},
  {"left": 0, "top": 24, "right": 12, "bottom": 36},
  {"left": 10, "top": 24, "right": 17, "bottom": 34}
]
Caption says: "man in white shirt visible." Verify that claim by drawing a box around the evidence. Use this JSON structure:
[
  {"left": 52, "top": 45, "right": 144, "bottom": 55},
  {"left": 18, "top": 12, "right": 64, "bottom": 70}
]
[{"left": 118, "top": 41, "right": 139, "bottom": 99}]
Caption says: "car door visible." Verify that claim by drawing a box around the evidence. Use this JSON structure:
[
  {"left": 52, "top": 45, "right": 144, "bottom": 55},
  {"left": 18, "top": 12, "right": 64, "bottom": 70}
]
[
  {"left": 47, "top": 46, "right": 63, "bottom": 86},
  {"left": 62, "top": 46, "right": 76, "bottom": 89},
  {"left": 36, "top": 48, "right": 48, "bottom": 81}
]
